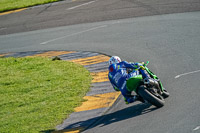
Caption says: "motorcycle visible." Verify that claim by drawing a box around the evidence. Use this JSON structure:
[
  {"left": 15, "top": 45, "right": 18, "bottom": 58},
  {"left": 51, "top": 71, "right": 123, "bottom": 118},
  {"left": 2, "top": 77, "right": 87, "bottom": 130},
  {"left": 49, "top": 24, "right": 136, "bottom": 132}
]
[{"left": 126, "top": 61, "right": 169, "bottom": 108}]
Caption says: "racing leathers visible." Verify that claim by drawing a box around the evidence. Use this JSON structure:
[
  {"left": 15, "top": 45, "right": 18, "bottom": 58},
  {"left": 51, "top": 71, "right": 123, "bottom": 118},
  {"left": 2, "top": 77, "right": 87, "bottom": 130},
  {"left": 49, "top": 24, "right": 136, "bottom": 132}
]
[{"left": 108, "top": 61, "right": 148, "bottom": 104}]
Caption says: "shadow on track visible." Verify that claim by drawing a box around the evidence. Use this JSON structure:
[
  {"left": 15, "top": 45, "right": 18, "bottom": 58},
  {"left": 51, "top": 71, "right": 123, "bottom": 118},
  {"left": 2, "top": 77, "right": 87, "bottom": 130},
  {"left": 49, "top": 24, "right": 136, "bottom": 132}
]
[
  {"left": 46, "top": 102, "right": 157, "bottom": 133},
  {"left": 84, "top": 103, "right": 157, "bottom": 130},
  {"left": 40, "top": 102, "right": 158, "bottom": 132}
]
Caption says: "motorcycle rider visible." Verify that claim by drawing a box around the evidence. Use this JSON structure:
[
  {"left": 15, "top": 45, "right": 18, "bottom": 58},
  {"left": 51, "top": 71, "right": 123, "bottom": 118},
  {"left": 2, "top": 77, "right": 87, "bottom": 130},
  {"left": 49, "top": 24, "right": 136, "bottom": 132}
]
[{"left": 108, "top": 56, "right": 148, "bottom": 104}]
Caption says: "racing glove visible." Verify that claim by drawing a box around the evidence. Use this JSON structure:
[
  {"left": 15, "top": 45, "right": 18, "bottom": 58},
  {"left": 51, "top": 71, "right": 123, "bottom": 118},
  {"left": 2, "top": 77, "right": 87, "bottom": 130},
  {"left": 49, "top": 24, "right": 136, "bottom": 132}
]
[
  {"left": 136, "top": 62, "right": 146, "bottom": 70},
  {"left": 130, "top": 62, "right": 145, "bottom": 70}
]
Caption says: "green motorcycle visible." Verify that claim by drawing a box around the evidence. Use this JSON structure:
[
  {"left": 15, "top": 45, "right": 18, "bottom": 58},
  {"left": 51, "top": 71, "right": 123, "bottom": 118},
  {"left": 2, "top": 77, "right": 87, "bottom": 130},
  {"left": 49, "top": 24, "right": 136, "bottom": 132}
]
[{"left": 126, "top": 61, "right": 169, "bottom": 108}]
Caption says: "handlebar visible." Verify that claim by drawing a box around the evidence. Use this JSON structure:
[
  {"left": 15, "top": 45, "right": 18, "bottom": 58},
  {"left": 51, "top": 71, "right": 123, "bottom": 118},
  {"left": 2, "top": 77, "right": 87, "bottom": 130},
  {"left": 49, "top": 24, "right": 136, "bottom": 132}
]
[{"left": 143, "top": 61, "right": 149, "bottom": 67}]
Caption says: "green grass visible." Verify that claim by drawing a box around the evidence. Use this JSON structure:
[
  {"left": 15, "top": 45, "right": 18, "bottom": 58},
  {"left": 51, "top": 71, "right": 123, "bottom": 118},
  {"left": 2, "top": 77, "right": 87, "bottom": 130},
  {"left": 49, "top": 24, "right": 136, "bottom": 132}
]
[
  {"left": 0, "top": 0, "right": 63, "bottom": 12},
  {"left": 0, "top": 57, "right": 92, "bottom": 132}
]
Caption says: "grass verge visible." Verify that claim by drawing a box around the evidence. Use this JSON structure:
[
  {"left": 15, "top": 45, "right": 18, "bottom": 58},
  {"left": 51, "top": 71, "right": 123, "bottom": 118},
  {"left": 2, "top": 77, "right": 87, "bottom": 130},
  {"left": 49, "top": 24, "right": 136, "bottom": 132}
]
[
  {"left": 0, "top": 57, "right": 92, "bottom": 132},
  {"left": 0, "top": 0, "right": 63, "bottom": 12}
]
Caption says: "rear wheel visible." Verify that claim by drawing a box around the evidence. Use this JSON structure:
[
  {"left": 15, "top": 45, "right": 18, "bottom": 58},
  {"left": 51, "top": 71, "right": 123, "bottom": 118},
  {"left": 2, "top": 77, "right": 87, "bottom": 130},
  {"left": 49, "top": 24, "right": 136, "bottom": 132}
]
[{"left": 137, "top": 85, "right": 165, "bottom": 108}]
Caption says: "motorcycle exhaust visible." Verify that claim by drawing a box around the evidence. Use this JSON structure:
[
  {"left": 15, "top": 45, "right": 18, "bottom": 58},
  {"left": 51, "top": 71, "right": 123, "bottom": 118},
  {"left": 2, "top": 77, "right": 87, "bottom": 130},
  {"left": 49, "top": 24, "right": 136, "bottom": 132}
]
[{"left": 144, "top": 78, "right": 160, "bottom": 88}]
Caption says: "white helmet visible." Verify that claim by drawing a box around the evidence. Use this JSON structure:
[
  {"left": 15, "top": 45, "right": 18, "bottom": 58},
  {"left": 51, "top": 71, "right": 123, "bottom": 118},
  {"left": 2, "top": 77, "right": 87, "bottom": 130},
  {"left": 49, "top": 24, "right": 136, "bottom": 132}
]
[{"left": 109, "top": 56, "right": 121, "bottom": 65}]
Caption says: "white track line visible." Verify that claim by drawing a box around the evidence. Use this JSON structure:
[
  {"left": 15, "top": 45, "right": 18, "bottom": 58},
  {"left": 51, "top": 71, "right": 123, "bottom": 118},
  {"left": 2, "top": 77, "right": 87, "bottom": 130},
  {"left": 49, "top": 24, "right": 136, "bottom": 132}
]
[
  {"left": 40, "top": 25, "right": 107, "bottom": 45},
  {"left": 193, "top": 126, "right": 200, "bottom": 131},
  {"left": 0, "top": 27, "right": 7, "bottom": 31},
  {"left": 67, "top": 0, "right": 97, "bottom": 10},
  {"left": 175, "top": 69, "right": 200, "bottom": 79}
]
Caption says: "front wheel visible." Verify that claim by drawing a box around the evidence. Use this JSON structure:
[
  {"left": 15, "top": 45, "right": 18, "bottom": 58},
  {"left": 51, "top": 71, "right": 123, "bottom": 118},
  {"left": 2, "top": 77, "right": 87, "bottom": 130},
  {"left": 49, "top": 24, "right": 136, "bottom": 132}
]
[{"left": 137, "top": 85, "right": 165, "bottom": 108}]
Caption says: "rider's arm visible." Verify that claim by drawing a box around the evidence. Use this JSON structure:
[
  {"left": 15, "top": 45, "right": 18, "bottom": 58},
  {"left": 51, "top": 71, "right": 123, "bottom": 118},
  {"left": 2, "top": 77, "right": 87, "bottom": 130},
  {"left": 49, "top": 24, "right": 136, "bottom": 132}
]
[{"left": 120, "top": 61, "right": 143, "bottom": 69}]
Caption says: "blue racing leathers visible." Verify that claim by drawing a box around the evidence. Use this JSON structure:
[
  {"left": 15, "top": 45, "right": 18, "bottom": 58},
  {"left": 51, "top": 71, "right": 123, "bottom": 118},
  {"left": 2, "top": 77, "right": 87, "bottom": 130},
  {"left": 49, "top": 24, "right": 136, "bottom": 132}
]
[{"left": 108, "top": 61, "right": 149, "bottom": 104}]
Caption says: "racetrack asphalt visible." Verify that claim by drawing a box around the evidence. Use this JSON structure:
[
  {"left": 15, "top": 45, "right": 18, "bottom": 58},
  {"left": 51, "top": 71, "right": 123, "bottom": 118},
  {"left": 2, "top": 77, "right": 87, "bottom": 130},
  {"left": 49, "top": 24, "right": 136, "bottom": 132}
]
[
  {"left": 1, "top": 0, "right": 200, "bottom": 35},
  {"left": 1, "top": 11, "right": 200, "bottom": 133},
  {"left": 0, "top": 0, "right": 200, "bottom": 132}
]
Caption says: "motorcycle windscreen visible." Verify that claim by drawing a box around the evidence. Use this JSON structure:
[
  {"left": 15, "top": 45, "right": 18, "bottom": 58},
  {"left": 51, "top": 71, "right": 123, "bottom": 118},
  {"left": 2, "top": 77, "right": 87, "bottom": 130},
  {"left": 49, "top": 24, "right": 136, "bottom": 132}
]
[{"left": 126, "top": 75, "right": 143, "bottom": 92}]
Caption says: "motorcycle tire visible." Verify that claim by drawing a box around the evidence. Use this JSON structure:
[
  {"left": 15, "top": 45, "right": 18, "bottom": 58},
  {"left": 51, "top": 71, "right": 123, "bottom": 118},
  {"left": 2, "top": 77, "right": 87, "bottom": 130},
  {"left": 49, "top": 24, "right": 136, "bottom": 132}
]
[{"left": 137, "top": 85, "right": 165, "bottom": 108}]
